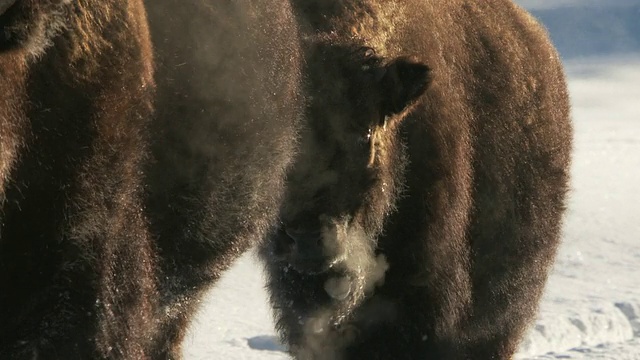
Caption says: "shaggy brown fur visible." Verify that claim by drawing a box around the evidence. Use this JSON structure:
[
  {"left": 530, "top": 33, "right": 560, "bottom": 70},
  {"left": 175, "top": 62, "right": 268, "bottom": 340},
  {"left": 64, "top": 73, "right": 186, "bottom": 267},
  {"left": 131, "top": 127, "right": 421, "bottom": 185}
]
[
  {"left": 0, "top": 0, "right": 157, "bottom": 358},
  {"left": 2, "top": 0, "right": 303, "bottom": 358},
  {"left": 261, "top": 1, "right": 572, "bottom": 359},
  {"left": 143, "top": 0, "right": 303, "bottom": 358}
]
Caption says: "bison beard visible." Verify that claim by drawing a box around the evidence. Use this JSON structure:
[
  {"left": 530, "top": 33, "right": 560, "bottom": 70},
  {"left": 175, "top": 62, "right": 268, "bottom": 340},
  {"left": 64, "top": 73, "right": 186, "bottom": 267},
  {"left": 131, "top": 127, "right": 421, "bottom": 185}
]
[{"left": 261, "top": 1, "right": 572, "bottom": 359}]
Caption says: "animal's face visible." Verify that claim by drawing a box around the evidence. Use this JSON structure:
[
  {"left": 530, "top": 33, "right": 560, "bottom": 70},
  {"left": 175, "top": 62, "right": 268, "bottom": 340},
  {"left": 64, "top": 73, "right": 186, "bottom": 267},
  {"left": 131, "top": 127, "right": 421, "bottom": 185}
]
[
  {"left": 271, "top": 42, "right": 431, "bottom": 278},
  {"left": 0, "top": 0, "right": 70, "bottom": 55}
]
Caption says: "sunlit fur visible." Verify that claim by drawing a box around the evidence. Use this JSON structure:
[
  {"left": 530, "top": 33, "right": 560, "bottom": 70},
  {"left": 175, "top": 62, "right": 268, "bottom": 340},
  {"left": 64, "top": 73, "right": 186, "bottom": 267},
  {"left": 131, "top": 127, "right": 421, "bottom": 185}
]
[
  {"left": 0, "top": 0, "right": 156, "bottom": 358},
  {"left": 143, "top": 0, "right": 303, "bottom": 358},
  {"left": 1, "top": 1, "right": 303, "bottom": 358},
  {"left": 262, "top": 1, "right": 572, "bottom": 359},
  {"left": 261, "top": 39, "right": 432, "bottom": 359}
]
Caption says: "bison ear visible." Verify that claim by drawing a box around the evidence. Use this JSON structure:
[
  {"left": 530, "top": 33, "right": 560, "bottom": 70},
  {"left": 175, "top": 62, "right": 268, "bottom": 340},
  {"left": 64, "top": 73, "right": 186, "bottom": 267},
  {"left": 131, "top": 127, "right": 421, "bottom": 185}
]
[{"left": 379, "top": 57, "right": 431, "bottom": 118}]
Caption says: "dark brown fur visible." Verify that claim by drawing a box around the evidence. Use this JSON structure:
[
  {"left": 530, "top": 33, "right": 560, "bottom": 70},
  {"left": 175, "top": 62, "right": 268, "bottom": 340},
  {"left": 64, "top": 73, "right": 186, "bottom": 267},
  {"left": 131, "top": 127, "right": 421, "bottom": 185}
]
[
  {"left": 261, "top": 1, "right": 572, "bottom": 359},
  {"left": 143, "top": 0, "right": 303, "bottom": 358},
  {"left": 0, "top": 0, "right": 157, "bottom": 358},
  {"left": 2, "top": 0, "right": 304, "bottom": 358}
]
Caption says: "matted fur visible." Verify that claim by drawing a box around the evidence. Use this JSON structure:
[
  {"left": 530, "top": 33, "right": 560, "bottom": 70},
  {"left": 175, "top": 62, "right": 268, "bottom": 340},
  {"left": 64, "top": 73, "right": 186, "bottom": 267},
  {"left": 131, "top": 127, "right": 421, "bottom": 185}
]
[{"left": 261, "top": 1, "right": 572, "bottom": 359}]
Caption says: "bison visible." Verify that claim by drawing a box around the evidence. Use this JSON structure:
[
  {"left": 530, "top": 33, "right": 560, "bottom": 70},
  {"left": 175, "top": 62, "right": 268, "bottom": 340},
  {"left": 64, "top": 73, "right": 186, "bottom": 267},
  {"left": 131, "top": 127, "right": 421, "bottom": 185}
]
[
  {"left": 1, "top": 0, "right": 303, "bottom": 358},
  {"left": 0, "top": 0, "right": 157, "bottom": 358},
  {"left": 143, "top": 0, "right": 303, "bottom": 357},
  {"left": 260, "top": 1, "right": 572, "bottom": 359}
]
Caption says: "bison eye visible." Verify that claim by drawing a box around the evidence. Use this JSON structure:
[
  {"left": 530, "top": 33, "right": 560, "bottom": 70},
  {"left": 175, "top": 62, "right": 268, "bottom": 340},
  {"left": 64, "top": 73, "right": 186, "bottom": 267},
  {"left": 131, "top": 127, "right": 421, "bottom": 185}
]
[{"left": 356, "top": 127, "right": 372, "bottom": 145}]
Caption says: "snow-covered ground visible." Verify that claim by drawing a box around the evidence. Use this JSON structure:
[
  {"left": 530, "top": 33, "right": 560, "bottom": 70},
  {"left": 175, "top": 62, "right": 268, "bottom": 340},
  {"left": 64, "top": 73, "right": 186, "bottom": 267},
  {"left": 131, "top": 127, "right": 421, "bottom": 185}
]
[
  {"left": 182, "top": 3, "right": 640, "bottom": 359},
  {"left": 515, "top": 55, "right": 640, "bottom": 359}
]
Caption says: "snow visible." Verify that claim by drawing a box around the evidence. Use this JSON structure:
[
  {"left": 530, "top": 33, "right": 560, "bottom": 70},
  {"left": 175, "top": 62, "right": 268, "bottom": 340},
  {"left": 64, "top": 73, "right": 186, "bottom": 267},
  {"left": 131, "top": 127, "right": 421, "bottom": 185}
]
[
  {"left": 518, "top": 0, "right": 639, "bottom": 9},
  {"left": 182, "top": 3, "right": 640, "bottom": 359},
  {"left": 514, "top": 55, "right": 640, "bottom": 359}
]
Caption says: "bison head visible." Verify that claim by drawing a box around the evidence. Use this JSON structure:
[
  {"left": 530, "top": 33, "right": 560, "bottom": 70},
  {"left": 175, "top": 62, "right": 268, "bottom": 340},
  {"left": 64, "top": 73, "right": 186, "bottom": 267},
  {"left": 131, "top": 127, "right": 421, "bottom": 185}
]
[{"left": 271, "top": 41, "right": 431, "bottom": 287}]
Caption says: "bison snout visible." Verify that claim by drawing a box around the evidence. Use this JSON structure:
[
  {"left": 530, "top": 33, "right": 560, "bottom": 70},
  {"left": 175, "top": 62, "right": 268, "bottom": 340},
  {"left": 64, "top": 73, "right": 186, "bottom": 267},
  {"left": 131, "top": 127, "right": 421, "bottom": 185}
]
[
  {"left": 272, "top": 224, "right": 341, "bottom": 274},
  {"left": 285, "top": 227, "right": 326, "bottom": 268},
  {"left": 285, "top": 227, "right": 323, "bottom": 251}
]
